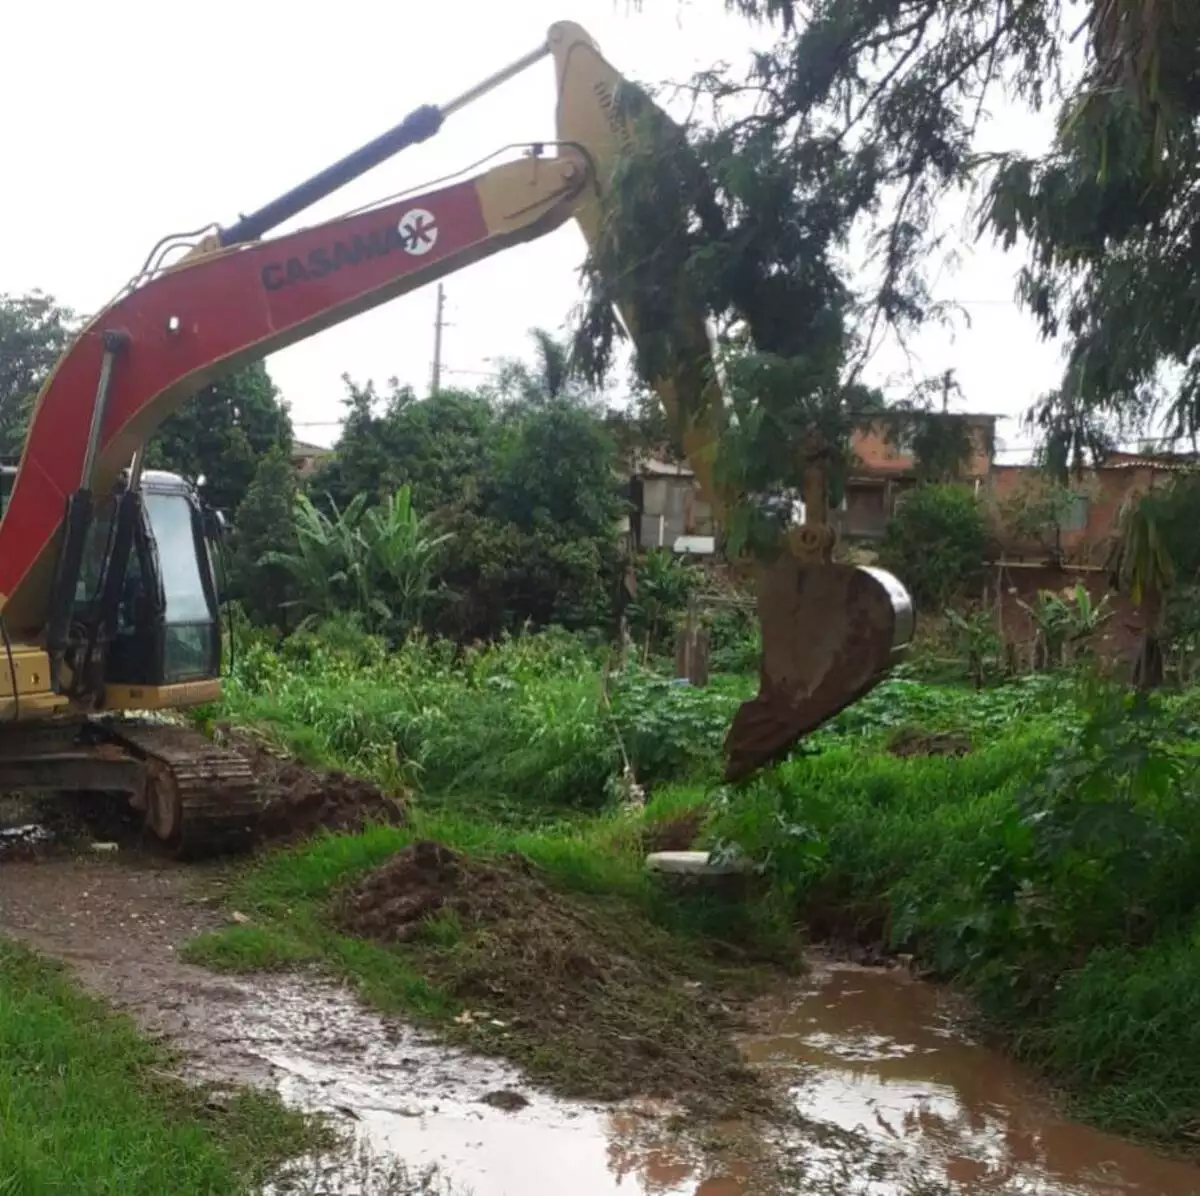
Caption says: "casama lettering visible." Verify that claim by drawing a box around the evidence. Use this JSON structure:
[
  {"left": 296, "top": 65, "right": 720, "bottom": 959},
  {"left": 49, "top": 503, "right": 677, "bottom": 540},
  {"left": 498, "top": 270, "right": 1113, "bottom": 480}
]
[{"left": 261, "top": 222, "right": 419, "bottom": 292}]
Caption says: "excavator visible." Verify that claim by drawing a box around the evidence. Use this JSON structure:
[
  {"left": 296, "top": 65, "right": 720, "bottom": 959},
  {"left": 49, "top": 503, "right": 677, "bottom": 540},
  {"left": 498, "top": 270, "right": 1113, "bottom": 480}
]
[{"left": 0, "top": 21, "right": 914, "bottom": 857}]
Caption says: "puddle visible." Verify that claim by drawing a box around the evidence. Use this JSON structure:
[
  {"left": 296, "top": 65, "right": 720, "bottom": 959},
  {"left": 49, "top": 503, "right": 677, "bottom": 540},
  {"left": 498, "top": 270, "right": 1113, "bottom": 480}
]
[
  {"left": 742, "top": 955, "right": 1200, "bottom": 1194},
  {"left": 182, "top": 974, "right": 757, "bottom": 1196},
  {"left": 0, "top": 823, "right": 53, "bottom": 858},
  {"left": 180, "top": 962, "right": 1200, "bottom": 1195}
]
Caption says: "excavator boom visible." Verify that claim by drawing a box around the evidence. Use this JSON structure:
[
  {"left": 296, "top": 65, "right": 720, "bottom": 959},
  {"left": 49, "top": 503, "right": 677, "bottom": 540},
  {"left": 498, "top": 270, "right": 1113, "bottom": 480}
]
[
  {"left": 0, "top": 19, "right": 912, "bottom": 854},
  {"left": 0, "top": 152, "right": 589, "bottom": 638}
]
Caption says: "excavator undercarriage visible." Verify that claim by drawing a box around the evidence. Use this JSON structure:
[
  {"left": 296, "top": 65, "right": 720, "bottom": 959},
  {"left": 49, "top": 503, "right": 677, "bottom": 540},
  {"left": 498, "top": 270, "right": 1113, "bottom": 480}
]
[{"left": 0, "top": 719, "right": 259, "bottom": 857}]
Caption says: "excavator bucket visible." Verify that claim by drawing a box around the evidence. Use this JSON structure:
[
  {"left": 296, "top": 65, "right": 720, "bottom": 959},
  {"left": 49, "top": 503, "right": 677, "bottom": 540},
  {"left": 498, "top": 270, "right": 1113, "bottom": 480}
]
[{"left": 724, "top": 559, "right": 915, "bottom": 782}]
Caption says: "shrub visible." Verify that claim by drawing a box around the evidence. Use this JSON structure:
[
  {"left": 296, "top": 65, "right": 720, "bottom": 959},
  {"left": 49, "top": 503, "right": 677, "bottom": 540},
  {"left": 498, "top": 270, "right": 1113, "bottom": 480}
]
[{"left": 879, "top": 483, "right": 987, "bottom": 609}]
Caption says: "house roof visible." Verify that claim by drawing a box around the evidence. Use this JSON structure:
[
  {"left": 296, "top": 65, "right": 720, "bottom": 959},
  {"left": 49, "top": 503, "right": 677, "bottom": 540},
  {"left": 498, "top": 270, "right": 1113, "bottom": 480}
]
[
  {"left": 292, "top": 440, "right": 331, "bottom": 457},
  {"left": 1102, "top": 449, "right": 1199, "bottom": 472}
]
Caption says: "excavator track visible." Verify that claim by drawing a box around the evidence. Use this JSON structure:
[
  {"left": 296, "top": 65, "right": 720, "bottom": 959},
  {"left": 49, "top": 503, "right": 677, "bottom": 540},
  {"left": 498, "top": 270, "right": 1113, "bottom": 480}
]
[{"left": 97, "top": 720, "right": 263, "bottom": 859}]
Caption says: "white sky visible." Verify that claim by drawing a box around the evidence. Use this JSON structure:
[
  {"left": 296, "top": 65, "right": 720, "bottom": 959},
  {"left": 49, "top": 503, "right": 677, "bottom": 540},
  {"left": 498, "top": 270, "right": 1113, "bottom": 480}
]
[{"left": 5, "top": 0, "right": 1065, "bottom": 458}]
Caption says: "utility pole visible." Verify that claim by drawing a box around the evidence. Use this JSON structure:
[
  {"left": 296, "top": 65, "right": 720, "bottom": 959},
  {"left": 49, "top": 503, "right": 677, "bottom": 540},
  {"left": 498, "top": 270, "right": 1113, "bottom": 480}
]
[{"left": 430, "top": 283, "right": 446, "bottom": 396}]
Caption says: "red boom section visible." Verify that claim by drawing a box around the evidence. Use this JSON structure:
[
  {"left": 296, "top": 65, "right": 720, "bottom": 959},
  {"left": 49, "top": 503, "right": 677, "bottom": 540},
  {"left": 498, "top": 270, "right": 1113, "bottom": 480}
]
[{"left": 0, "top": 159, "right": 582, "bottom": 636}]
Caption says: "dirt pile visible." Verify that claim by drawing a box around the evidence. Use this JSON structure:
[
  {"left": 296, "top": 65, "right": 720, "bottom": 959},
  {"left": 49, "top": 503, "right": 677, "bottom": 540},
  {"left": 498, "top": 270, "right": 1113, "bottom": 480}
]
[
  {"left": 215, "top": 727, "right": 406, "bottom": 846},
  {"left": 886, "top": 727, "right": 971, "bottom": 759},
  {"left": 642, "top": 806, "right": 707, "bottom": 854},
  {"left": 334, "top": 840, "right": 771, "bottom": 1116}
]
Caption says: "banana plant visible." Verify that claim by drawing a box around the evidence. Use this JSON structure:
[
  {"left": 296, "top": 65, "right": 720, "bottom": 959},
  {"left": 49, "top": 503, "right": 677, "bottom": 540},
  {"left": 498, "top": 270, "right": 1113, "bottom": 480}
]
[
  {"left": 1108, "top": 492, "right": 1175, "bottom": 688},
  {"left": 362, "top": 484, "right": 453, "bottom": 636},
  {"left": 261, "top": 492, "right": 372, "bottom": 630},
  {"left": 1017, "top": 583, "right": 1114, "bottom": 670},
  {"left": 263, "top": 486, "right": 452, "bottom": 640}
]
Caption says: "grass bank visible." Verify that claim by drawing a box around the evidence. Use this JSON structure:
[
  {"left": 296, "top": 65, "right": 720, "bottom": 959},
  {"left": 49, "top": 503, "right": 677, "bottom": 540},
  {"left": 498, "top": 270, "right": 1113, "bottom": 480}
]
[
  {"left": 698, "top": 679, "right": 1200, "bottom": 1143},
  {"left": 198, "top": 623, "right": 1200, "bottom": 1145},
  {"left": 0, "top": 938, "right": 326, "bottom": 1195}
]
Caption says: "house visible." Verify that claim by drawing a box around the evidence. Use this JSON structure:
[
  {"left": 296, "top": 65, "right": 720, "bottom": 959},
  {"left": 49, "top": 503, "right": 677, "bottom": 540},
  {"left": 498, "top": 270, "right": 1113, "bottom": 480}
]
[
  {"left": 621, "top": 412, "right": 1001, "bottom": 551},
  {"left": 627, "top": 456, "right": 715, "bottom": 553},
  {"left": 835, "top": 413, "right": 999, "bottom": 540},
  {"left": 291, "top": 440, "right": 332, "bottom": 477},
  {"left": 988, "top": 451, "right": 1198, "bottom": 566}
]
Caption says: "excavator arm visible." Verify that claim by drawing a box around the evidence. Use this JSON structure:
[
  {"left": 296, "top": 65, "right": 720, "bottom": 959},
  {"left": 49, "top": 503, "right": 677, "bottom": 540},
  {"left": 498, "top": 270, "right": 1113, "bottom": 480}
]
[{"left": 0, "top": 21, "right": 912, "bottom": 847}]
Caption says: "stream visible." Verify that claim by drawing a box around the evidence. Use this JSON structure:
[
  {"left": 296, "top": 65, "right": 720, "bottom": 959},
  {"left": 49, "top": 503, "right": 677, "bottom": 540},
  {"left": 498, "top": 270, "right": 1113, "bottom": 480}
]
[{"left": 237, "top": 957, "right": 1200, "bottom": 1195}]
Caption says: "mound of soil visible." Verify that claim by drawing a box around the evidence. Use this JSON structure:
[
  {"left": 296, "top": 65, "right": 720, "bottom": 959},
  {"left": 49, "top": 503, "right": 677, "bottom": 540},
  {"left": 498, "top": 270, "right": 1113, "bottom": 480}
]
[
  {"left": 216, "top": 727, "right": 406, "bottom": 846},
  {"left": 887, "top": 727, "right": 971, "bottom": 759},
  {"left": 334, "top": 840, "right": 772, "bottom": 1117}
]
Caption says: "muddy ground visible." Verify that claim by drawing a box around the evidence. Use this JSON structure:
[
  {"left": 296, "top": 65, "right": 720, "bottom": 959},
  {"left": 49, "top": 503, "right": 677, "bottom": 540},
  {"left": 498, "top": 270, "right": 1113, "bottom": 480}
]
[
  {"left": 6, "top": 849, "right": 1200, "bottom": 1194},
  {"left": 0, "top": 853, "right": 790, "bottom": 1195},
  {"left": 0, "top": 729, "right": 406, "bottom": 865},
  {"left": 333, "top": 840, "right": 771, "bottom": 1115}
]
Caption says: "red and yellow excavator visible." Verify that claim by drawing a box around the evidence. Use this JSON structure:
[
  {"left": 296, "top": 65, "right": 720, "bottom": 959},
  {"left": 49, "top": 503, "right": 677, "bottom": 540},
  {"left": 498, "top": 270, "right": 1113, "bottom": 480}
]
[{"left": 0, "top": 21, "right": 913, "bottom": 856}]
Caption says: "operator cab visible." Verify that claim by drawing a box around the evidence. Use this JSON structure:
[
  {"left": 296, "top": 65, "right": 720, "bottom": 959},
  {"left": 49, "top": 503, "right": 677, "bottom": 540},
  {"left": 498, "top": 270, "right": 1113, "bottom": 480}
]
[{"left": 71, "top": 469, "right": 225, "bottom": 695}]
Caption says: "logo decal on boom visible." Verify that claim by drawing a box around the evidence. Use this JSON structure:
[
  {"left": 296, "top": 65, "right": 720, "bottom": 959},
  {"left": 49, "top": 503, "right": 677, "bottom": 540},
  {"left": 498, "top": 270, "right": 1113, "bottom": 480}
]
[
  {"left": 261, "top": 206, "right": 442, "bottom": 290},
  {"left": 398, "top": 208, "right": 438, "bottom": 256}
]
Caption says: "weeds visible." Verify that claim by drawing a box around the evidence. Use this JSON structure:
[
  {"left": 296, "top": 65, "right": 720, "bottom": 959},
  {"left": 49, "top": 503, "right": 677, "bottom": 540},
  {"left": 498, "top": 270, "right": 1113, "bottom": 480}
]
[{"left": 708, "top": 674, "right": 1200, "bottom": 1140}]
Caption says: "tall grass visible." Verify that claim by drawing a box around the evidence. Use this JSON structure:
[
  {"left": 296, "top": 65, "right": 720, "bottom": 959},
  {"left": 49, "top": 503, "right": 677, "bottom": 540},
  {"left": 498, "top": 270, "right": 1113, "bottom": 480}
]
[
  {"left": 208, "top": 621, "right": 751, "bottom": 808},
  {"left": 704, "top": 677, "right": 1200, "bottom": 1140}
]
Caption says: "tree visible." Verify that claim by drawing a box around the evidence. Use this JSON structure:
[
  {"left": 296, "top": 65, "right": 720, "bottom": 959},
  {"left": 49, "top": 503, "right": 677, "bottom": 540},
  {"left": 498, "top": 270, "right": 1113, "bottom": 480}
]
[
  {"left": 1108, "top": 492, "right": 1175, "bottom": 688},
  {"left": 433, "top": 400, "right": 627, "bottom": 641},
  {"left": 230, "top": 448, "right": 298, "bottom": 628},
  {"left": 490, "top": 327, "right": 595, "bottom": 409},
  {"left": 146, "top": 361, "right": 292, "bottom": 515},
  {"left": 880, "top": 484, "right": 988, "bottom": 609},
  {"left": 571, "top": 55, "right": 880, "bottom": 558},
  {"left": 605, "top": 1, "right": 1199, "bottom": 468},
  {"left": 489, "top": 401, "right": 625, "bottom": 539},
  {"left": 0, "top": 291, "right": 79, "bottom": 458},
  {"left": 310, "top": 377, "right": 492, "bottom": 514},
  {"left": 984, "top": 2, "right": 1200, "bottom": 456}
]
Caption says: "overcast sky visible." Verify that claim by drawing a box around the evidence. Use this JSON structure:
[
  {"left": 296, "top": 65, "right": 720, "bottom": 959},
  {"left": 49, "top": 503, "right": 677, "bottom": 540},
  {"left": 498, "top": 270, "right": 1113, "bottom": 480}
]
[{"left": 6, "top": 0, "right": 1063, "bottom": 457}]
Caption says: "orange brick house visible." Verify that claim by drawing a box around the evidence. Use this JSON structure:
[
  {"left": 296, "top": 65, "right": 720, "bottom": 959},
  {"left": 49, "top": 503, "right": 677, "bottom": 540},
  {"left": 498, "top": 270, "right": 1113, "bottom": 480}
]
[
  {"left": 834, "top": 413, "right": 998, "bottom": 540},
  {"left": 987, "top": 452, "right": 1197, "bottom": 566}
]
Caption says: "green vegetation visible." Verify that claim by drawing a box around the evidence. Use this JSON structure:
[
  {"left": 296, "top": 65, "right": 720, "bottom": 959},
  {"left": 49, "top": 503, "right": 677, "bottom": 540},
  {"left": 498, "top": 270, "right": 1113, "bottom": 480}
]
[
  {"left": 703, "top": 679, "right": 1200, "bottom": 1139},
  {"left": 0, "top": 939, "right": 326, "bottom": 1195},
  {"left": 186, "top": 617, "right": 1200, "bottom": 1146},
  {"left": 879, "top": 483, "right": 989, "bottom": 609}
]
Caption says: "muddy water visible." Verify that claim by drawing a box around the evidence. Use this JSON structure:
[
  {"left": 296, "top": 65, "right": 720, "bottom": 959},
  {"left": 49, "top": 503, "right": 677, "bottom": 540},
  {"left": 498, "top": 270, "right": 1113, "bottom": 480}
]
[
  {"left": 743, "top": 955, "right": 1200, "bottom": 1195},
  {"left": 225, "top": 961, "right": 1200, "bottom": 1195},
  {"left": 192, "top": 975, "right": 755, "bottom": 1196}
]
